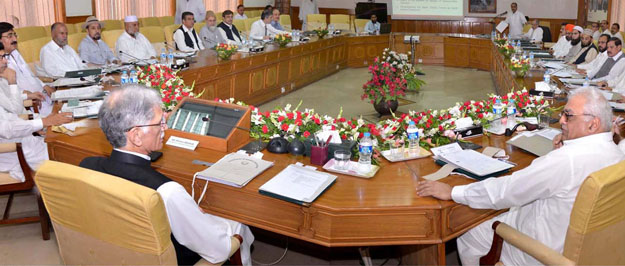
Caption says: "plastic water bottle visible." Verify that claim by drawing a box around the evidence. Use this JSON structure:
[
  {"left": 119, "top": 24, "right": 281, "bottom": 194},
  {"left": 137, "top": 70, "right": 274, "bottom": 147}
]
[
  {"left": 583, "top": 77, "right": 590, "bottom": 87},
  {"left": 160, "top": 48, "right": 167, "bottom": 65},
  {"left": 130, "top": 70, "right": 138, "bottom": 84},
  {"left": 506, "top": 100, "right": 517, "bottom": 128},
  {"left": 406, "top": 121, "right": 420, "bottom": 156},
  {"left": 543, "top": 73, "right": 551, "bottom": 83},
  {"left": 503, "top": 33, "right": 507, "bottom": 39},
  {"left": 529, "top": 52, "right": 535, "bottom": 68},
  {"left": 491, "top": 30, "right": 496, "bottom": 41},
  {"left": 357, "top": 132, "right": 373, "bottom": 172},
  {"left": 120, "top": 70, "right": 128, "bottom": 85},
  {"left": 492, "top": 99, "right": 504, "bottom": 130},
  {"left": 167, "top": 49, "right": 174, "bottom": 66}
]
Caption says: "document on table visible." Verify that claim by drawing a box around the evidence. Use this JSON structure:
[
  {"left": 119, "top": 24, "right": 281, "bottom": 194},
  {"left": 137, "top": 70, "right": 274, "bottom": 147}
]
[
  {"left": 507, "top": 128, "right": 560, "bottom": 156},
  {"left": 543, "top": 62, "right": 566, "bottom": 69},
  {"left": 496, "top": 21, "right": 508, "bottom": 33},
  {"left": 51, "top": 85, "right": 104, "bottom": 101},
  {"left": 430, "top": 142, "right": 462, "bottom": 158},
  {"left": 259, "top": 163, "right": 336, "bottom": 205},
  {"left": 438, "top": 149, "right": 514, "bottom": 176},
  {"left": 195, "top": 151, "right": 274, "bottom": 188},
  {"left": 61, "top": 100, "right": 103, "bottom": 118},
  {"left": 560, "top": 78, "right": 597, "bottom": 85},
  {"left": 534, "top": 81, "right": 553, "bottom": 92}
]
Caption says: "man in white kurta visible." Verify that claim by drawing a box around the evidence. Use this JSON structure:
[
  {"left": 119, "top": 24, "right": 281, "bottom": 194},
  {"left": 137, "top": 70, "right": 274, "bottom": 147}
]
[
  {"left": 416, "top": 87, "right": 625, "bottom": 266},
  {"left": 504, "top": 2, "right": 526, "bottom": 39},
  {"left": 234, "top": 5, "right": 248, "bottom": 20},
  {"left": 298, "top": 0, "right": 319, "bottom": 31},
  {"left": 523, "top": 19, "right": 543, "bottom": 43},
  {"left": 250, "top": 9, "right": 289, "bottom": 41},
  {"left": 550, "top": 24, "right": 572, "bottom": 58},
  {"left": 40, "top": 23, "right": 87, "bottom": 78},
  {"left": 175, "top": 0, "right": 206, "bottom": 25},
  {"left": 0, "top": 22, "right": 54, "bottom": 116},
  {"left": 115, "top": 16, "right": 157, "bottom": 64}
]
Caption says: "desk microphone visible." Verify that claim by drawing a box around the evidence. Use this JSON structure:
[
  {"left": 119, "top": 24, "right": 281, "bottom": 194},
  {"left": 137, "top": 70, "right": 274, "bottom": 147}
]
[
  {"left": 119, "top": 51, "right": 152, "bottom": 65},
  {"left": 497, "top": 11, "right": 508, "bottom": 17}
]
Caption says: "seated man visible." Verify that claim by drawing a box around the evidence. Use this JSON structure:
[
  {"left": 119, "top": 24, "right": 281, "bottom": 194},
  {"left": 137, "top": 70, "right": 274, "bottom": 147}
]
[
  {"left": 608, "top": 23, "right": 624, "bottom": 44},
  {"left": 523, "top": 19, "right": 543, "bottom": 43},
  {"left": 217, "top": 10, "right": 243, "bottom": 45},
  {"left": 601, "top": 20, "right": 610, "bottom": 35},
  {"left": 568, "top": 29, "right": 598, "bottom": 65},
  {"left": 591, "top": 21, "right": 601, "bottom": 40},
  {"left": 80, "top": 85, "right": 253, "bottom": 266},
  {"left": 271, "top": 8, "right": 285, "bottom": 31},
  {"left": 115, "top": 15, "right": 157, "bottom": 64},
  {"left": 0, "top": 22, "right": 55, "bottom": 116},
  {"left": 250, "top": 9, "right": 289, "bottom": 41},
  {"left": 590, "top": 37, "right": 625, "bottom": 82},
  {"left": 173, "top": 12, "right": 204, "bottom": 52},
  {"left": 0, "top": 43, "right": 73, "bottom": 182},
  {"left": 577, "top": 34, "right": 609, "bottom": 75},
  {"left": 364, "top": 14, "right": 381, "bottom": 34},
  {"left": 550, "top": 23, "right": 572, "bottom": 58},
  {"left": 40, "top": 22, "right": 87, "bottom": 77},
  {"left": 234, "top": 4, "right": 248, "bottom": 20},
  {"left": 416, "top": 87, "right": 625, "bottom": 265},
  {"left": 199, "top": 11, "right": 225, "bottom": 49},
  {"left": 78, "top": 16, "right": 118, "bottom": 65},
  {"left": 563, "top": 25, "right": 583, "bottom": 61}
]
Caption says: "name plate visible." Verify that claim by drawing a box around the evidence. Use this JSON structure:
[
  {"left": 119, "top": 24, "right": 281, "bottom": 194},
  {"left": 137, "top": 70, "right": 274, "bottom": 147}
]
[{"left": 166, "top": 136, "right": 199, "bottom": 150}]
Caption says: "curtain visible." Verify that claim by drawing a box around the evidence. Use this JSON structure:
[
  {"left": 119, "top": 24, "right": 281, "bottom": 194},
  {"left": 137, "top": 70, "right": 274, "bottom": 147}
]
[
  {"left": 0, "top": 0, "right": 56, "bottom": 27},
  {"left": 95, "top": 0, "right": 172, "bottom": 20},
  {"left": 205, "top": 0, "right": 238, "bottom": 13},
  {"left": 611, "top": 0, "right": 625, "bottom": 31}
]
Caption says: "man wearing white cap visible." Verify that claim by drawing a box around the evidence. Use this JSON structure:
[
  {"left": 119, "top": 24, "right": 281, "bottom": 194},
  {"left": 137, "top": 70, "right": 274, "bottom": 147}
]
[
  {"left": 115, "top": 15, "right": 157, "bottom": 64},
  {"left": 568, "top": 29, "right": 598, "bottom": 65},
  {"left": 564, "top": 26, "right": 584, "bottom": 62},
  {"left": 175, "top": 0, "right": 206, "bottom": 25},
  {"left": 78, "top": 16, "right": 118, "bottom": 65}
]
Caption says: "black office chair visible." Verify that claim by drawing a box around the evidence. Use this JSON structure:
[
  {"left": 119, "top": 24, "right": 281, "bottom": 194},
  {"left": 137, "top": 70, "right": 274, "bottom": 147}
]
[{"left": 540, "top": 26, "right": 552, "bottom": 42}]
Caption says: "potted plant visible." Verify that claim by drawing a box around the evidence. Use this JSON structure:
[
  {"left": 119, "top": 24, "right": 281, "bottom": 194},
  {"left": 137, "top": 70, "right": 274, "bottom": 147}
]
[
  {"left": 136, "top": 64, "right": 202, "bottom": 111},
  {"left": 361, "top": 57, "right": 408, "bottom": 116},
  {"left": 509, "top": 57, "right": 530, "bottom": 78},
  {"left": 274, "top": 33, "right": 292, "bottom": 48},
  {"left": 215, "top": 43, "right": 238, "bottom": 60},
  {"left": 313, "top": 29, "right": 329, "bottom": 39}
]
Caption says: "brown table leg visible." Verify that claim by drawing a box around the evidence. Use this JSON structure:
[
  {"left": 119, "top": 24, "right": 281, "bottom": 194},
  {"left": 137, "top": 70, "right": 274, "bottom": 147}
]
[{"left": 400, "top": 243, "right": 446, "bottom": 265}]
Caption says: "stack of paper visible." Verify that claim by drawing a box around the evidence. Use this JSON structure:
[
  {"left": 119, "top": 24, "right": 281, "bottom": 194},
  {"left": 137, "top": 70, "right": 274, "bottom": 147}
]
[
  {"left": 51, "top": 85, "right": 104, "bottom": 101},
  {"left": 259, "top": 163, "right": 336, "bottom": 205},
  {"left": 195, "top": 151, "right": 273, "bottom": 188},
  {"left": 438, "top": 149, "right": 514, "bottom": 176},
  {"left": 534, "top": 81, "right": 553, "bottom": 92},
  {"left": 50, "top": 77, "right": 97, "bottom": 87},
  {"left": 61, "top": 100, "right": 103, "bottom": 118},
  {"left": 507, "top": 128, "right": 561, "bottom": 156}
]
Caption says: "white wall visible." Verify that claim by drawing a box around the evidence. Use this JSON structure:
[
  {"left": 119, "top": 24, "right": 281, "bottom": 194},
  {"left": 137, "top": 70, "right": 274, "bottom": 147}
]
[
  {"left": 291, "top": 0, "right": 577, "bottom": 19},
  {"left": 65, "top": 0, "right": 92, "bottom": 17},
  {"left": 244, "top": 0, "right": 275, "bottom": 8}
]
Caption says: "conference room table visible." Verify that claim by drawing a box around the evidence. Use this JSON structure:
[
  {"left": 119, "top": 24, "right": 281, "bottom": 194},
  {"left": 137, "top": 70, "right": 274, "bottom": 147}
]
[{"left": 45, "top": 33, "right": 560, "bottom": 265}]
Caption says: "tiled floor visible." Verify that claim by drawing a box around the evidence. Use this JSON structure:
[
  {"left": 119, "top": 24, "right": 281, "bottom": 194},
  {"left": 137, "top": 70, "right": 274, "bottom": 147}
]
[{"left": 0, "top": 65, "right": 494, "bottom": 265}]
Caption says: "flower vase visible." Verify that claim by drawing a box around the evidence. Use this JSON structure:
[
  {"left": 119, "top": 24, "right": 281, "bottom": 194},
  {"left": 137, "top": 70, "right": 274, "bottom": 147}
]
[
  {"left": 217, "top": 51, "right": 232, "bottom": 61},
  {"left": 373, "top": 99, "right": 399, "bottom": 117},
  {"left": 514, "top": 69, "right": 527, "bottom": 78}
]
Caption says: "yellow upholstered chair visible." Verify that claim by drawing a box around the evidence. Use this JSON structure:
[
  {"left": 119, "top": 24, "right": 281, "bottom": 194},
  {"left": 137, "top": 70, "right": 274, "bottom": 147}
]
[
  {"left": 159, "top": 16, "right": 175, "bottom": 27},
  {"left": 279, "top": 15, "right": 292, "bottom": 31},
  {"left": 163, "top": 24, "right": 180, "bottom": 49},
  {"left": 330, "top": 14, "right": 351, "bottom": 31},
  {"left": 307, "top": 14, "right": 327, "bottom": 30},
  {"left": 101, "top": 19, "right": 124, "bottom": 31},
  {"left": 0, "top": 142, "right": 50, "bottom": 241},
  {"left": 35, "top": 160, "right": 243, "bottom": 265},
  {"left": 243, "top": 18, "right": 256, "bottom": 33},
  {"left": 141, "top": 26, "right": 166, "bottom": 44},
  {"left": 215, "top": 13, "right": 223, "bottom": 24},
  {"left": 140, "top": 17, "right": 161, "bottom": 27},
  {"left": 43, "top": 25, "right": 52, "bottom": 37},
  {"left": 539, "top": 21, "right": 551, "bottom": 28},
  {"left": 480, "top": 160, "right": 625, "bottom": 265},
  {"left": 67, "top": 33, "right": 86, "bottom": 52},
  {"left": 101, "top": 29, "right": 124, "bottom": 50},
  {"left": 66, "top": 23, "right": 78, "bottom": 34},
  {"left": 194, "top": 22, "right": 205, "bottom": 34},
  {"left": 18, "top": 36, "right": 49, "bottom": 64},
  {"left": 354, "top": 19, "right": 369, "bottom": 34},
  {"left": 523, "top": 24, "right": 532, "bottom": 33},
  {"left": 232, "top": 19, "right": 246, "bottom": 34},
  {"left": 14, "top": 26, "right": 47, "bottom": 42}
]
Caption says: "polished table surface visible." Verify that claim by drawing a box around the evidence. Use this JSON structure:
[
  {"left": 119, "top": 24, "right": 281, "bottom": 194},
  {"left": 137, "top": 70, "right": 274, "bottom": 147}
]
[{"left": 46, "top": 34, "right": 554, "bottom": 265}]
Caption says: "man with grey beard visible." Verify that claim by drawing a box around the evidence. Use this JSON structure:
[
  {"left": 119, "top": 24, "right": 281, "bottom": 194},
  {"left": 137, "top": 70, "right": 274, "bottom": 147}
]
[{"left": 199, "top": 11, "right": 224, "bottom": 49}]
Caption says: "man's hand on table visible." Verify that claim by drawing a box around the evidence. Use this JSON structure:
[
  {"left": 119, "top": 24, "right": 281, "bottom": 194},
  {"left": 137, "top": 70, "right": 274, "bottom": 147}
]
[
  {"left": 576, "top": 69, "right": 587, "bottom": 75},
  {"left": 24, "top": 90, "right": 44, "bottom": 101},
  {"left": 43, "top": 85, "right": 56, "bottom": 96},
  {"left": 416, "top": 180, "right": 452, "bottom": 200},
  {"left": 42, "top": 112, "right": 73, "bottom": 127}
]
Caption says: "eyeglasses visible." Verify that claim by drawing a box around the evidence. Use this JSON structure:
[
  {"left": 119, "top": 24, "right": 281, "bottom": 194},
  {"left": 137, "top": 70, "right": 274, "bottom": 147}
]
[
  {"left": 1, "top": 32, "right": 17, "bottom": 39},
  {"left": 560, "top": 111, "right": 594, "bottom": 122},
  {"left": 125, "top": 116, "right": 166, "bottom": 132},
  {"left": 0, "top": 53, "right": 9, "bottom": 59}
]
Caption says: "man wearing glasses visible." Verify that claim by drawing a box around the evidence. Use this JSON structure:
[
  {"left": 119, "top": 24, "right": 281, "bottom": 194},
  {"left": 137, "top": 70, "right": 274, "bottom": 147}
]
[
  {"left": 0, "top": 22, "right": 56, "bottom": 116},
  {"left": 80, "top": 85, "right": 253, "bottom": 266},
  {"left": 416, "top": 87, "right": 624, "bottom": 265}
]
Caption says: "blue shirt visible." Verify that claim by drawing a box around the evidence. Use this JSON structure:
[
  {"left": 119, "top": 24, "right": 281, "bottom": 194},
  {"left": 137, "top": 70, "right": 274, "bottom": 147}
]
[
  {"left": 78, "top": 36, "right": 117, "bottom": 65},
  {"left": 364, "top": 21, "right": 380, "bottom": 34},
  {"left": 271, "top": 20, "right": 284, "bottom": 31}
]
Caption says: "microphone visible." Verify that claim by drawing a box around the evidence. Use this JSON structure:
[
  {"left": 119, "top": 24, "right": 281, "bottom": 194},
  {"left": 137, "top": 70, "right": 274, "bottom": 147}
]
[
  {"left": 119, "top": 51, "right": 152, "bottom": 65},
  {"left": 499, "top": 11, "right": 508, "bottom": 16},
  {"left": 201, "top": 116, "right": 251, "bottom": 132}
]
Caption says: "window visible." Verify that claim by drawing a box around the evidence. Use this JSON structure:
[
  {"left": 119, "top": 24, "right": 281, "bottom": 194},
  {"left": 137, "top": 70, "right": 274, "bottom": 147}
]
[
  {"left": 0, "top": 0, "right": 57, "bottom": 27},
  {"left": 95, "top": 0, "right": 172, "bottom": 20}
]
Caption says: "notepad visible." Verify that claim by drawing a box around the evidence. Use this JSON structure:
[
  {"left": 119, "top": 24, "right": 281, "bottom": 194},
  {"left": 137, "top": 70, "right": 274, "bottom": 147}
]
[
  {"left": 195, "top": 152, "right": 273, "bottom": 188},
  {"left": 259, "top": 163, "right": 337, "bottom": 205},
  {"left": 52, "top": 85, "right": 105, "bottom": 101},
  {"left": 438, "top": 149, "right": 514, "bottom": 176},
  {"left": 496, "top": 21, "right": 508, "bottom": 33}
]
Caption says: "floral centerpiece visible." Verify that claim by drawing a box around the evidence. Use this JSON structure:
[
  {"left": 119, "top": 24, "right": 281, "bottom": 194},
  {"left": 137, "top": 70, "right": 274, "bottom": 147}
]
[
  {"left": 509, "top": 57, "right": 531, "bottom": 78},
  {"left": 493, "top": 35, "right": 507, "bottom": 46},
  {"left": 274, "top": 33, "right": 292, "bottom": 48},
  {"left": 136, "top": 64, "right": 201, "bottom": 111},
  {"left": 313, "top": 29, "right": 329, "bottom": 39},
  {"left": 215, "top": 43, "right": 238, "bottom": 60},
  {"left": 497, "top": 42, "right": 514, "bottom": 58},
  {"left": 361, "top": 57, "right": 408, "bottom": 115},
  {"left": 380, "top": 49, "right": 426, "bottom": 92}
]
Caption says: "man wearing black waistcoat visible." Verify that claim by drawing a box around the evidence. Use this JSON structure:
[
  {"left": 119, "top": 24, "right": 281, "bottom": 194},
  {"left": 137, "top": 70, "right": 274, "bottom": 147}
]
[
  {"left": 173, "top": 11, "right": 204, "bottom": 52},
  {"left": 217, "top": 10, "right": 243, "bottom": 45},
  {"left": 80, "top": 85, "right": 253, "bottom": 266}
]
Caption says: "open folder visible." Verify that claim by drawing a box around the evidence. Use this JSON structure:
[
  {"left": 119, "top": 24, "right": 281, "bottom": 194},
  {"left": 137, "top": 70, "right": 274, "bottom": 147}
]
[{"left": 259, "top": 163, "right": 336, "bottom": 206}]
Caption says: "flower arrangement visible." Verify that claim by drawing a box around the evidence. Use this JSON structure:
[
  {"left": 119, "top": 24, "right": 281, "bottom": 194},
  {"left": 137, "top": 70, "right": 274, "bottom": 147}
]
[
  {"left": 136, "top": 64, "right": 200, "bottom": 111},
  {"left": 497, "top": 42, "right": 515, "bottom": 58},
  {"left": 215, "top": 43, "right": 238, "bottom": 60},
  {"left": 313, "top": 29, "right": 329, "bottom": 39},
  {"left": 361, "top": 56, "right": 408, "bottom": 105},
  {"left": 274, "top": 33, "right": 292, "bottom": 47},
  {"left": 215, "top": 88, "right": 556, "bottom": 154},
  {"left": 509, "top": 57, "right": 531, "bottom": 78},
  {"left": 380, "top": 48, "right": 426, "bottom": 92},
  {"left": 493, "top": 35, "right": 507, "bottom": 46}
]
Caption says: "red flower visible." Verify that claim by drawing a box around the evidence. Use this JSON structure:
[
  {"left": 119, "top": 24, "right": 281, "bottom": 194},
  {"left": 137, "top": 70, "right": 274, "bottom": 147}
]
[
  {"left": 303, "top": 131, "right": 311, "bottom": 138},
  {"left": 287, "top": 113, "right": 294, "bottom": 120},
  {"left": 439, "top": 125, "right": 444, "bottom": 131},
  {"left": 278, "top": 116, "right": 285, "bottom": 122},
  {"left": 478, "top": 113, "right": 484, "bottom": 118},
  {"left": 262, "top": 125, "right": 268, "bottom": 134},
  {"left": 281, "top": 124, "right": 289, "bottom": 131}
]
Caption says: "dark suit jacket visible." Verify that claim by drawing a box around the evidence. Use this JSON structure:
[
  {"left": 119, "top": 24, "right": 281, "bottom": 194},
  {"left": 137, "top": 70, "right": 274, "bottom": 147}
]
[{"left": 80, "top": 149, "right": 201, "bottom": 265}]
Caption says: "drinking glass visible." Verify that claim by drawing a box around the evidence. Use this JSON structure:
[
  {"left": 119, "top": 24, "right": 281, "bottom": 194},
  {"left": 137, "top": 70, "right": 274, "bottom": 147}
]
[{"left": 333, "top": 150, "right": 351, "bottom": 171}]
